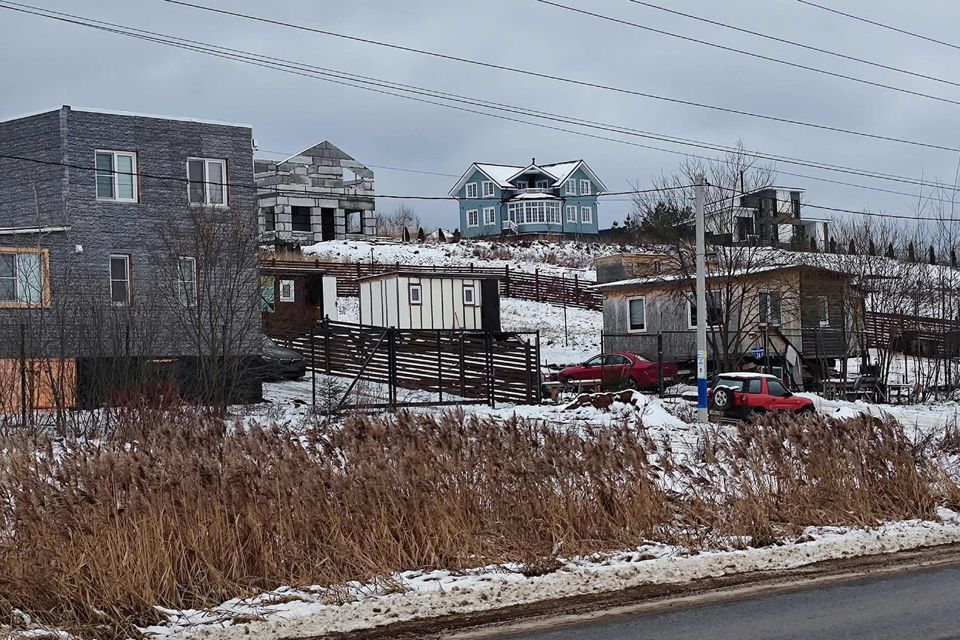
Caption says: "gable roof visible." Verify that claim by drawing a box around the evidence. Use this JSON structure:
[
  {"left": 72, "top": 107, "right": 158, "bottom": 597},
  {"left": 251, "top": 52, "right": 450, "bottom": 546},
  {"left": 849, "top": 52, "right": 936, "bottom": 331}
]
[
  {"left": 449, "top": 159, "right": 607, "bottom": 196},
  {"left": 281, "top": 140, "right": 355, "bottom": 163}
]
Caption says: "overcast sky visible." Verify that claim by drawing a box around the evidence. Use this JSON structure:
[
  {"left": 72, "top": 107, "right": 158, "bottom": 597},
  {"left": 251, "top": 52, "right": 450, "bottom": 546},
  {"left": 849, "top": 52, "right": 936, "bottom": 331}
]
[{"left": 3, "top": 0, "right": 960, "bottom": 231}]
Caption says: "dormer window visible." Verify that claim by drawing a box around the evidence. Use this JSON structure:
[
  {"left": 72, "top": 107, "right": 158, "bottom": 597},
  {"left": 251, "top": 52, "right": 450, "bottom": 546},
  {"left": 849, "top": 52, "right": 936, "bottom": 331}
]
[
  {"left": 516, "top": 180, "right": 528, "bottom": 190},
  {"left": 535, "top": 179, "right": 549, "bottom": 190}
]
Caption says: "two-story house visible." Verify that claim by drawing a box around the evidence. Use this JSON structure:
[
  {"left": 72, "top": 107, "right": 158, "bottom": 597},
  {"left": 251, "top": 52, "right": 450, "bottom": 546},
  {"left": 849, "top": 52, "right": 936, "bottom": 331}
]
[
  {"left": 704, "top": 186, "right": 829, "bottom": 249},
  {"left": 255, "top": 140, "right": 377, "bottom": 245},
  {"left": 0, "top": 105, "right": 262, "bottom": 410},
  {"left": 448, "top": 159, "right": 605, "bottom": 238}
]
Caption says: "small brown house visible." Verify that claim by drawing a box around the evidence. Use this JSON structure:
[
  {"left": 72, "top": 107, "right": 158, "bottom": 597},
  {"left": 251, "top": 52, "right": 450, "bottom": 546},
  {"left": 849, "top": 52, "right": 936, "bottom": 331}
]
[{"left": 260, "top": 260, "right": 338, "bottom": 338}]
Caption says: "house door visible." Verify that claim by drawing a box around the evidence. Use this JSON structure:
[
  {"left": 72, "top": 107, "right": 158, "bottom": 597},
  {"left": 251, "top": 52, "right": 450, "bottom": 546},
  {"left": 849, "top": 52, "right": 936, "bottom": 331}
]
[
  {"left": 320, "top": 208, "right": 336, "bottom": 241},
  {"left": 480, "top": 280, "right": 501, "bottom": 332}
]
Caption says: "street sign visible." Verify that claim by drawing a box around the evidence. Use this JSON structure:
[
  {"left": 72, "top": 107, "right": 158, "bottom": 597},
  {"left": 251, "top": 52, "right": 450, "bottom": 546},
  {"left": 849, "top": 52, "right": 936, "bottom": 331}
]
[{"left": 752, "top": 346, "right": 765, "bottom": 359}]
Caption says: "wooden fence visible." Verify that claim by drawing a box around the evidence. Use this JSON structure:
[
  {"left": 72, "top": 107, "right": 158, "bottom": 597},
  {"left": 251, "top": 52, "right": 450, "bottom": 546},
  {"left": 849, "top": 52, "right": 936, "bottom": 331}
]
[
  {"left": 260, "top": 258, "right": 604, "bottom": 310},
  {"left": 283, "top": 320, "right": 541, "bottom": 407}
]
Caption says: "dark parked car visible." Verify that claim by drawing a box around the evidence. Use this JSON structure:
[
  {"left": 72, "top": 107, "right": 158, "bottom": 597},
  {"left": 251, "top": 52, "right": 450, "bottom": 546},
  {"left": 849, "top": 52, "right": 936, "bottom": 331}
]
[
  {"left": 254, "top": 335, "right": 307, "bottom": 381},
  {"left": 709, "top": 372, "right": 814, "bottom": 419},
  {"left": 558, "top": 352, "right": 677, "bottom": 391}
]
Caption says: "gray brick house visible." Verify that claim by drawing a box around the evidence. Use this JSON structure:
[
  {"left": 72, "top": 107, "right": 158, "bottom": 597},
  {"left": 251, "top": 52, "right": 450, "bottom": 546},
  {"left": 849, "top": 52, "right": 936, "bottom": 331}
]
[
  {"left": 0, "top": 105, "right": 262, "bottom": 409},
  {"left": 255, "top": 140, "right": 377, "bottom": 244}
]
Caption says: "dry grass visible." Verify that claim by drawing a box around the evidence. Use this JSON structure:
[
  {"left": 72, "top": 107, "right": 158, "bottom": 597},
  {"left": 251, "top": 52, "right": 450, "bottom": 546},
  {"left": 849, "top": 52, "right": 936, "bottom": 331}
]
[{"left": 0, "top": 408, "right": 955, "bottom": 638}]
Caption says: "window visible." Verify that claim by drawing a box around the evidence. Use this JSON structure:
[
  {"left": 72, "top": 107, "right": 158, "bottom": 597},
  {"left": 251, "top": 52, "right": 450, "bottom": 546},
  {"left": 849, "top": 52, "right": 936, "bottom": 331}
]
[
  {"left": 506, "top": 201, "right": 561, "bottom": 225},
  {"left": 604, "top": 354, "right": 631, "bottom": 366},
  {"left": 260, "top": 276, "right": 275, "bottom": 313},
  {"left": 688, "top": 292, "right": 723, "bottom": 329},
  {"left": 465, "top": 182, "right": 478, "bottom": 199},
  {"left": 177, "top": 257, "right": 197, "bottom": 307},
  {"left": 758, "top": 290, "right": 782, "bottom": 326},
  {"left": 279, "top": 279, "right": 295, "bottom": 303},
  {"left": 483, "top": 207, "right": 497, "bottom": 225},
  {"left": 813, "top": 296, "right": 830, "bottom": 327},
  {"left": 566, "top": 205, "right": 577, "bottom": 222},
  {"left": 466, "top": 209, "right": 479, "bottom": 227},
  {"left": 767, "top": 379, "right": 789, "bottom": 397},
  {"left": 565, "top": 179, "right": 577, "bottom": 195},
  {"left": 579, "top": 179, "right": 592, "bottom": 195},
  {"left": 580, "top": 206, "right": 593, "bottom": 224},
  {"left": 463, "top": 285, "right": 476, "bottom": 306},
  {"left": 653, "top": 260, "right": 662, "bottom": 274},
  {"left": 745, "top": 378, "right": 763, "bottom": 394},
  {"left": 95, "top": 151, "right": 137, "bottom": 202},
  {"left": 714, "top": 376, "right": 745, "bottom": 391},
  {"left": 584, "top": 355, "right": 603, "bottom": 367},
  {"left": 187, "top": 158, "right": 227, "bottom": 205},
  {"left": 291, "top": 206, "right": 312, "bottom": 233},
  {"left": 263, "top": 206, "right": 276, "bottom": 232},
  {"left": 481, "top": 181, "right": 495, "bottom": 198},
  {"left": 0, "top": 249, "right": 47, "bottom": 307},
  {"left": 516, "top": 180, "right": 528, "bottom": 190},
  {"left": 109, "top": 255, "right": 131, "bottom": 306},
  {"left": 535, "top": 179, "right": 549, "bottom": 190},
  {"left": 346, "top": 210, "right": 363, "bottom": 234},
  {"left": 409, "top": 283, "right": 422, "bottom": 305},
  {"left": 628, "top": 297, "right": 646, "bottom": 332}
]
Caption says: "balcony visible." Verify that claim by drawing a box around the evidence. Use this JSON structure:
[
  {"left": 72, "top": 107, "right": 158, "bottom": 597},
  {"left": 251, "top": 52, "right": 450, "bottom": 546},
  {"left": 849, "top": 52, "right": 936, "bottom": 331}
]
[{"left": 514, "top": 187, "right": 553, "bottom": 195}]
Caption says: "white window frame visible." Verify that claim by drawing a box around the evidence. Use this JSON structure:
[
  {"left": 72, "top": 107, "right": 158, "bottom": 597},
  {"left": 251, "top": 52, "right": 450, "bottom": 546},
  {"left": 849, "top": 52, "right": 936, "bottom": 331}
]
[
  {"left": 506, "top": 200, "right": 561, "bottom": 225},
  {"left": 627, "top": 296, "right": 646, "bottom": 333},
  {"left": 758, "top": 289, "right": 782, "bottom": 326},
  {"left": 580, "top": 205, "right": 593, "bottom": 224},
  {"left": 109, "top": 254, "right": 131, "bottom": 306},
  {"left": 535, "top": 179, "right": 549, "bottom": 190},
  {"left": 481, "top": 181, "right": 495, "bottom": 198},
  {"left": 566, "top": 205, "right": 577, "bottom": 223},
  {"left": 466, "top": 209, "right": 479, "bottom": 227},
  {"left": 409, "top": 283, "right": 423, "bottom": 305},
  {"left": 687, "top": 292, "right": 723, "bottom": 330},
  {"left": 483, "top": 207, "right": 497, "bottom": 225},
  {"left": 279, "top": 279, "right": 295, "bottom": 303},
  {"left": 579, "top": 179, "right": 592, "bottom": 195},
  {"left": 95, "top": 150, "right": 138, "bottom": 202},
  {"left": 177, "top": 256, "right": 197, "bottom": 307},
  {"left": 187, "top": 158, "right": 227, "bottom": 206},
  {"left": 565, "top": 179, "right": 577, "bottom": 195},
  {"left": 516, "top": 180, "right": 528, "bottom": 190},
  {"left": 465, "top": 182, "right": 478, "bottom": 199},
  {"left": 462, "top": 285, "right": 477, "bottom": 306},
  {"left": 0, "top": 248, "right": 48, "bottom": 308}
]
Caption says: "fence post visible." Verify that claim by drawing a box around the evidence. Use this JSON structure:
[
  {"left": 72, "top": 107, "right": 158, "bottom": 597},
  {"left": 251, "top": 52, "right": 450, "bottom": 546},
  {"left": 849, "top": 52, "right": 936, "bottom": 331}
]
[
  {"left": 388, "top": 327, "right": 397, "bottom": 409},
  {"left": 459, "top": 332, "right": 466, "bottom": 398},
  {"left": 486, "top": 331, "right": 496, "bottom": 408},
  {"left": 535, "top": 329, "right": 541, "bottom": 406},
  {"left": 524, "top": 339, "right": 533, "bottom": 405},
  {"left": 504, "top": 265, "right": 511, "bottom": 297},
  {"left": 535, "top": 269, "right": 540, "bottom": 301},
  {"left": 310, "top": 326, "right": 317, "bottom": 412},
  {"left": 657, "top": 333, "right": 664, "bottom": 398},
  {"left": 324, "top": 317, "right": 332, "bottom": 375},
  {"left": 436, "top": 329, "right": 443, "bottom": 403},
  {"left": 19, "top": 323, "right": 27, "bottom": 427},
  {"left": 573, "top": 273, "right": 579, "bottom": 306}
]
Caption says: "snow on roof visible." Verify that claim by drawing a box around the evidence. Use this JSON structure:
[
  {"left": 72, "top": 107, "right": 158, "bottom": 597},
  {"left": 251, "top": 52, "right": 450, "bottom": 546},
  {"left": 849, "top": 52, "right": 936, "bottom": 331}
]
[
  {"left": 475, "top": 163, "right": 524, "bottom": 187},
  {"left": 510, "top": 192, "right": 561, "bottom": 200},
  {"left": 716, "top": 372, "right": 778, "bottom": 380},
  {"left": 539, "top": 161, "right": 580, "bottom": 186}
]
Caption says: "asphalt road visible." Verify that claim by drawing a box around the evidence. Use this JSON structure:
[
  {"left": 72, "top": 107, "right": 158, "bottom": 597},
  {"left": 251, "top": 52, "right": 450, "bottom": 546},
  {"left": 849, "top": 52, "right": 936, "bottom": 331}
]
[{"left": 504, "top": 563, "right": 960, "bottom": 640}]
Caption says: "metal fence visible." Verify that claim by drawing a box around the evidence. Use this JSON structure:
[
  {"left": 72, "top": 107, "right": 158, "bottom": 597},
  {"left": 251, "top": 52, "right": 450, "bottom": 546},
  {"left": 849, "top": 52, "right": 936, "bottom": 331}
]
[{"left": 282, "top": 319, "right": 541, "bottom": 409}]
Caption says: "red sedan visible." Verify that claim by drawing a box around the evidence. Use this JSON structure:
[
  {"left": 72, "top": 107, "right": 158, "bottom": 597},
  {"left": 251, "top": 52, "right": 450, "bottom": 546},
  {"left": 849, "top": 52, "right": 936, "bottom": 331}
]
[{"left": 559, "top": 352, "right": 677, "bottom": 391}]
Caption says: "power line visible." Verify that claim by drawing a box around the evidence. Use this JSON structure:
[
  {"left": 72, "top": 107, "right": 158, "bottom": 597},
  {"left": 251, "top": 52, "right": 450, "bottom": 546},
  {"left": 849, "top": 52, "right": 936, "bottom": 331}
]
[
  {"left": 7, "top": 1, "right": 960, "bottom": 208},
  {"left": 796, "top": 0, "right": 960, "bottom": 53},
  {"left": 534, "top": 0, "right": 960, "bottom": 107},
  {"left": 623, "top": 0, "right": 960, "bottom": 90},
  {"left": 254, "top": 149, "right": 460, "bottom": 178},
  {"left": 153, "top": 0, "right": 960, "bottom": 153}
]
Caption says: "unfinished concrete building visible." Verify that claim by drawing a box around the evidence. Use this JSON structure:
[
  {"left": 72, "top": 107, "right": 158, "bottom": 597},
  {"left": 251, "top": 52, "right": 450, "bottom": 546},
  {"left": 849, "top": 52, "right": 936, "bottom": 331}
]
[{"left": 255, "top": 141, "right": 376, "bottom": 243}]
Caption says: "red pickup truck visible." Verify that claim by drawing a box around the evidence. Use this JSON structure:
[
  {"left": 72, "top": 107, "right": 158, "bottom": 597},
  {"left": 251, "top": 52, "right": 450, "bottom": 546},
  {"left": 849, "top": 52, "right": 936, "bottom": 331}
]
[{"left": 709, "top": 372, "right": 814, "bottom": 419}]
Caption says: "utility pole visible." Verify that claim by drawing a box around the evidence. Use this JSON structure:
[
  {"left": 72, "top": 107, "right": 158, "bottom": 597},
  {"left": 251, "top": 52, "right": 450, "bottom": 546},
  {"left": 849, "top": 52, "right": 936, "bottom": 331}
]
[{"left": 695, "top": 175, "right": 708, "bottom": 423}]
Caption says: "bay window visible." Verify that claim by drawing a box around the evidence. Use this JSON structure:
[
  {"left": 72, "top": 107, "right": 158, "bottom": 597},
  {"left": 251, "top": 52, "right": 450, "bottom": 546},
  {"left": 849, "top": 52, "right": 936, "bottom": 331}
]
[{"left": 506, "top": 200, "right": 562, "bottom": 225}]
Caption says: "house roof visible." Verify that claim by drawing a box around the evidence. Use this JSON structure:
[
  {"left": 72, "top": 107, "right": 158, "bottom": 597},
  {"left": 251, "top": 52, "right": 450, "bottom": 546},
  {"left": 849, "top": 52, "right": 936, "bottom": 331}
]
[
  {"left": 357, "top": 270, "right": 502, "bottom": 283},
  {"left": 280, "top": 140, "right": 356, "bottom": 164},
  {"left": 448, "top": 159, "right": 607, "bottom": 195}
]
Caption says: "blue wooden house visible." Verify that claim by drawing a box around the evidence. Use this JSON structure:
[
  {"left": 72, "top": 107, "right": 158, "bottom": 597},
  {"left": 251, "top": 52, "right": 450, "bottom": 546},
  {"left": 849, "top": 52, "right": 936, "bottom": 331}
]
[{"left": 448, "top": 159, "right": 606, "bottom": 238}]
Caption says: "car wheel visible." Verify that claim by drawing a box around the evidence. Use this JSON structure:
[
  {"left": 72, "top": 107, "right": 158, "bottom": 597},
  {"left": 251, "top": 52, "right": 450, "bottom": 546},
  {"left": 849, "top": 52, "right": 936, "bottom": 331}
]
[
  {"left": 796, "top": 406, "right": 815, "bottom": 416},
  {"left": 621, "top": 377, "right": 639, "bottom": 391},
  {"left": 712, "top": 386, "right": 733, "bottom": 412}
]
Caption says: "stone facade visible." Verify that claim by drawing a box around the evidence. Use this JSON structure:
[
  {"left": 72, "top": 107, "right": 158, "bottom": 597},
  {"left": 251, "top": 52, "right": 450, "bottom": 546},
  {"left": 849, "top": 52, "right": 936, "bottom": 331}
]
[{"left": 255, "top": 141, "right": 376, "bottom": 244}]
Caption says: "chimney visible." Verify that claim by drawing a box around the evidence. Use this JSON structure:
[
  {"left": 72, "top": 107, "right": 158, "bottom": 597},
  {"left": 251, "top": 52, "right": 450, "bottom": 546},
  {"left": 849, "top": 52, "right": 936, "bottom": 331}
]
[{"left": 532, "top": 157, "right": 536, "bottom": 165}]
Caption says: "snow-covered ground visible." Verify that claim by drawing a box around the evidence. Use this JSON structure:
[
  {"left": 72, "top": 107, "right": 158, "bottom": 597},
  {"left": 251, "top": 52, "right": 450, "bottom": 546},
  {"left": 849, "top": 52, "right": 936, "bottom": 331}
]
[
  {"left": 139, "top": 512, "right": 960, "bottom": 640},
  {"left": 301, "top": 239, "right": 628, "bottom": 279}
]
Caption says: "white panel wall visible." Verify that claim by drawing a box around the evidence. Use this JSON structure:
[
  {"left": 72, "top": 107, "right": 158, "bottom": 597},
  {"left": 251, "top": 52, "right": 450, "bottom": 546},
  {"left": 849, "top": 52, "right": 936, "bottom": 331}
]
[
  {"left": 323, "top": 276, "right": 338, "bottom": 321},
  {"left": 358, "top": 276, "right": 486, "bottom": 329}
]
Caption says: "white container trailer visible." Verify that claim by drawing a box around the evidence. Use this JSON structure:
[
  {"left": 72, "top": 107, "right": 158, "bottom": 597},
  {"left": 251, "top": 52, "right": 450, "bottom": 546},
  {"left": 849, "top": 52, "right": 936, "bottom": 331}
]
[{"left": 358, "top": 271, "right": 501, "bottom": 331}]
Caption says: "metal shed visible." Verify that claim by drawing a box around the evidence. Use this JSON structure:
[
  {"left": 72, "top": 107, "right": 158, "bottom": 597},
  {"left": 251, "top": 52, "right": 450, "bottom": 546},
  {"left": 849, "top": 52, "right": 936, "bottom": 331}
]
[{"left": 358, "top": 271, "right": 501, "bottom": 331}]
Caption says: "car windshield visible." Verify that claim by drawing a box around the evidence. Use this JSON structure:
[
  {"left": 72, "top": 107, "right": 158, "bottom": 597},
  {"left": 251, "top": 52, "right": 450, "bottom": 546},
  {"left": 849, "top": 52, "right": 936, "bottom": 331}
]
[
  {"left": 262, "top": 335, "right": 278, "bottom": 349},
  {"left": 714, "top": 376, "right": 745, "bottom": 391}
]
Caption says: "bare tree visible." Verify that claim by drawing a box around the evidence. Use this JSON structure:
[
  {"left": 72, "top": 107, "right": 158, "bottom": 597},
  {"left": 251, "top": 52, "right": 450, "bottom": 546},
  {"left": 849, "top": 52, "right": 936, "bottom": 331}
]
[{"left": 379, "top": 203, "right": 420, "bottom": 238}]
